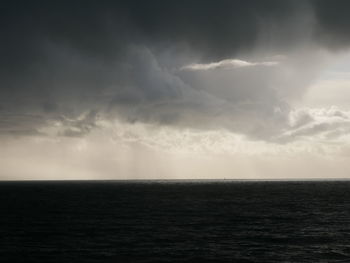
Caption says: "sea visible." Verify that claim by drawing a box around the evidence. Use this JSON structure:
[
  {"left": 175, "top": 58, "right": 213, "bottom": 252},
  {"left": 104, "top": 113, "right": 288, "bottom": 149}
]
[{"left": 1, "top": 180, "right": 350, "bottom": 262}]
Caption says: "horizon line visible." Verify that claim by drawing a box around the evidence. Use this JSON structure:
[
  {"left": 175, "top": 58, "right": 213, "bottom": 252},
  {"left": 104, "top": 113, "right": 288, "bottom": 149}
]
[{"left": 1, "top": 178, "right": 350, "bottom": 183}]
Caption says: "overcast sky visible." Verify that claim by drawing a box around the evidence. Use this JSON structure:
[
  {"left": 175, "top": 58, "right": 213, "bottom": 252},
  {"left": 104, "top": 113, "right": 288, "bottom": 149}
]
[{"left": 2, "top": 0, "right": 350, "bottom": 180}]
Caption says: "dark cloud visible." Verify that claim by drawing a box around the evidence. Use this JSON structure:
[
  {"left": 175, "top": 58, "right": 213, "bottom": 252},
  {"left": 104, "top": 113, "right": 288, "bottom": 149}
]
[
  {"left": 1, "top": 0, "right": 350, "bottom": 71},
  {"left": 1, "top": 0, "right": 350, "bottom": 139},
  {"left": 0, "top": 0, "right": 309, "bottom": 69},
  {"left": 312, "top": 0, "right": 350, "bottom": 49}
]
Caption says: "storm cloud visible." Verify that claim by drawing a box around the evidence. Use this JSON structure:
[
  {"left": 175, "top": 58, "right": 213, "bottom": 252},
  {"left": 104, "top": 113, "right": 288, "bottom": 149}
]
[{"left": 1, "top": 0, "right": 350, "bottom": 141}]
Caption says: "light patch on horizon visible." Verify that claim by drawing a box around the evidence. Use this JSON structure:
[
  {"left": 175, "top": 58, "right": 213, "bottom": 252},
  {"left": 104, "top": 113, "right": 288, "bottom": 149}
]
[
  {"left": 1, "top": 118, "right": 350, "bottom": 180},
  {"left": 302, "top": 79, "right": 350, "bottom": 110},
  {"left": 298, "top": 51, "right": 350, "bottom": 110}
]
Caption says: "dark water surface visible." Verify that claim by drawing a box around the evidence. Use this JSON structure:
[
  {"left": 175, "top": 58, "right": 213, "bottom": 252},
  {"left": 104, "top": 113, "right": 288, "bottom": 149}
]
[{"left": 1, "top": 180, "right": 350, "bottom": 262}]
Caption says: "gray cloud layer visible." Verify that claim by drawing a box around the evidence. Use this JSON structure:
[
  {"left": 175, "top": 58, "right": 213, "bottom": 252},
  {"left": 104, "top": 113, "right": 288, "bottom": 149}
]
[{"left": 1, "top": 0, "right": 350, "bottom": 141}]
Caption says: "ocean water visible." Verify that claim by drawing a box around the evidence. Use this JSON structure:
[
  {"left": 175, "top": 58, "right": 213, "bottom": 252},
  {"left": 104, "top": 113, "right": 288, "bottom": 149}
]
[{"left": 1, "top": 180, "right": 350, "bottom": 262}]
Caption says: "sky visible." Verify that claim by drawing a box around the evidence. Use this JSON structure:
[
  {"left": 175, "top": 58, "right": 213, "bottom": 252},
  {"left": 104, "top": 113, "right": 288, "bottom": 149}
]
[{"left": 2, "top": 0, "right": 350, "bottom": 180}]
